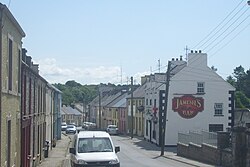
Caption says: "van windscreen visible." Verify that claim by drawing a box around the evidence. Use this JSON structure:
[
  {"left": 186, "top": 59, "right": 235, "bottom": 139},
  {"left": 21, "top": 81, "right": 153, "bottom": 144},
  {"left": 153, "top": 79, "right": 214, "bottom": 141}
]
[{"left": 78, "top": 138, "right": 113, "bottom": 153}]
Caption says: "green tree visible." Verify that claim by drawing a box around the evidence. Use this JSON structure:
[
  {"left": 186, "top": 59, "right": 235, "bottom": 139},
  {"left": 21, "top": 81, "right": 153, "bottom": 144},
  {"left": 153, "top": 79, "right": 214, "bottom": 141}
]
[
  {"left": 53, "top": 80, "right": 98, "bottom": 106},
  {"left": 233, "top": 65, "right": 246, "bottom": 91}
]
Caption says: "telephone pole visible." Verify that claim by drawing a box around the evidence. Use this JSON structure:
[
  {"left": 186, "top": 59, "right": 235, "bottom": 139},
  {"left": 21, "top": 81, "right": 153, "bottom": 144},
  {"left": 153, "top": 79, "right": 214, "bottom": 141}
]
[
  {"left": 98, "top": 88, "right": 102, "bottom": 129},
  {"left": 130, "top": 76, "right": 134, "bottom": 139},
  {"left": 161, "top": 61, "right": 171, "bottom": 156}
]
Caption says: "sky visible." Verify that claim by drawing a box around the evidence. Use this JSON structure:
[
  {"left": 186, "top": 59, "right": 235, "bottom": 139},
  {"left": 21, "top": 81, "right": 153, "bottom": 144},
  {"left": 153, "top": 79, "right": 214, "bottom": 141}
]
[{"left": 2, "top": 0, "right": 250, "bottom": 85}]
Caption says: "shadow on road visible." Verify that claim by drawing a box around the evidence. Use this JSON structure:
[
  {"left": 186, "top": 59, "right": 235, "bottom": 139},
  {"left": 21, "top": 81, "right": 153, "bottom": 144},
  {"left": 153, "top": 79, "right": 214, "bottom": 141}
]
[{"left": 130, "top": 137, "right": 177, "bottom": 154}]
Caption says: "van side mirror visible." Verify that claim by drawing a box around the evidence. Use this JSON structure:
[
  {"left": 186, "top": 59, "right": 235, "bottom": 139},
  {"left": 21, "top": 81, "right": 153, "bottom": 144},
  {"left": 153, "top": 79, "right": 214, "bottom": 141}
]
[
  {"left": 69, "top": 148, "right": 76, "bottom": 154},
  {"left": 115, "top": 146, "right": 120, "bottom": 153}
]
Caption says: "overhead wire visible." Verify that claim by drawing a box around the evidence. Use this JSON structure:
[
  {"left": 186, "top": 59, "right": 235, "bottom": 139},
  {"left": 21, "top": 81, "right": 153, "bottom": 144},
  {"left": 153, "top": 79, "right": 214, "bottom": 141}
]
[
  {"left": 206, "top": 12, "right": 250, "bottom": 53},
  {"left": 203, "top": 6, "right": 250, "bottom": 52},
  {"left": 192, "top": 0, "right": 245, "bottom": 49},
  {"left": 210, "top": 20, "right": 250, "bottom": 57}
]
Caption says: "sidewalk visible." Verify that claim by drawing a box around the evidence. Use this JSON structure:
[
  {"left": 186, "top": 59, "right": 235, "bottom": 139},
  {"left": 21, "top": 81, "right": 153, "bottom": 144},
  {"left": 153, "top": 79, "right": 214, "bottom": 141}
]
[{"left": 38, "top": 133, "right": 71, "bottom": 167}]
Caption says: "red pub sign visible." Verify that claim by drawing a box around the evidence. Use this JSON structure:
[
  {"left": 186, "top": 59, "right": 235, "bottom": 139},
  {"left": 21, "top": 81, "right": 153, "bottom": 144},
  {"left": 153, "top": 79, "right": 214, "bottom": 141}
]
[{"left": 172, "top": 95, "right": 204, "bottom": 119}]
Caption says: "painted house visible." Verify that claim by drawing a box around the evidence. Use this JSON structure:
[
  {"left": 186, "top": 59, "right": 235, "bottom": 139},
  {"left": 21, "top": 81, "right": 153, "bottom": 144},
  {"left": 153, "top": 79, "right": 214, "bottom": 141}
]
[
  {"left": 127, "top": 84, "right": 145, "bottom": 137},
  {"left": 61, "top": 105, "right": 82, "bottom": 126},
  {"left": 0, "top": 3, "right": 25, "bottom": 167},
  {"left": 144, "top": 51, "right": 235, "bottom": 146},
  {"left": 112, "top": 93, "right": 128, "bottom": 134},
  {"left": 21, "top": 50, "right": 48, "bottom": 167}
]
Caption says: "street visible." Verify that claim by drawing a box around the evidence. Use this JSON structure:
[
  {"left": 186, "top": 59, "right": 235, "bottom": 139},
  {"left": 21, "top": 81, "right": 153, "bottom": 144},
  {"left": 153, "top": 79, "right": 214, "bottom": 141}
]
[
  {"left": 64, "top": 134, "right": 204, "bottom": 167},
  {"left": 112, "top": 135, "right": 194, "bottom": 167}
]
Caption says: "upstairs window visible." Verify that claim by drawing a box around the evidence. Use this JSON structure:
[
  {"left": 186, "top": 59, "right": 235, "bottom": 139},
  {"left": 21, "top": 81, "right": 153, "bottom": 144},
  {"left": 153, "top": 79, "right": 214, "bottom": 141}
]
[
  {"left": 8, "top": 38, "right": 13, "bottom": 91},
  {"left": 214, "top": 103, "right": 223, "bottom": 116},
  {"left": 197, "top": 82, "right": 204, "bottom": 94}
]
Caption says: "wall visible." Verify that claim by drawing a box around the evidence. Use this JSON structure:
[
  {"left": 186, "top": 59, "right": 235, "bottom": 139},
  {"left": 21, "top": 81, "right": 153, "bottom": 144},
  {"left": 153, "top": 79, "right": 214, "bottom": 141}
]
[{"left": 177, "top": 142, "right": 232, "bottom": 166}]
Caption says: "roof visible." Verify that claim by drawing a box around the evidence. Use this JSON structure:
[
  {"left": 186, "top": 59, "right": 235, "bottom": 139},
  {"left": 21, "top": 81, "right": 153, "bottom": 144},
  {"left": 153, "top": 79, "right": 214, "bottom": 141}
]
[
  {"left": 133, "top": 84, "right": 146, "bottom": 98},
  {"left": 108, "top": 92, "right": 128, "bottom": 108},
  {"left": 61, "top": 105, "right": 82, "bottom": 116},
  {"left": 77, "top": 131, "right": 110, "bottom": 138},
  {"left": 0, "top": 3, "right": 25, "bottom": 37}
]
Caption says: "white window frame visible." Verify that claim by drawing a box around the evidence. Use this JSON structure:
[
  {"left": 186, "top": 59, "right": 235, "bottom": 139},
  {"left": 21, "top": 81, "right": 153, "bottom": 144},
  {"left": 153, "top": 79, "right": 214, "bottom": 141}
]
[
  {"left": 214, "top": 103, "right": 223, "bottom": 116},
  {"left": 197, "top": 82, "right": 205, "bottom": 94}
]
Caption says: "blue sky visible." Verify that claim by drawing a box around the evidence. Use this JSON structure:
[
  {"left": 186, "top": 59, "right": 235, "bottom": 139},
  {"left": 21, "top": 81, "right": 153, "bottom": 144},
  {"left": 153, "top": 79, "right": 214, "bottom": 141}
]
[{"left": 2, "top": 0, "right": 250, "bottom": 84}]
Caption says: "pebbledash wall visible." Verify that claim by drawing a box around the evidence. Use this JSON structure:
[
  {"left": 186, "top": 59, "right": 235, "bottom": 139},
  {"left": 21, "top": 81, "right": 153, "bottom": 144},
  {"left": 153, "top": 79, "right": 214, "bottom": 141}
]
[{"left": 144, "top": 51, "right": 235, "bottom": 146}]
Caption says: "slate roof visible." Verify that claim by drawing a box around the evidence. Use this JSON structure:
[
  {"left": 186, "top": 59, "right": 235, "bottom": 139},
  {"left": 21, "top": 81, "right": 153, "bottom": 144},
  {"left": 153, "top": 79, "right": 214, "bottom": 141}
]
[{"left": 61, "top": 105, "right": 82, "bottom": 116}]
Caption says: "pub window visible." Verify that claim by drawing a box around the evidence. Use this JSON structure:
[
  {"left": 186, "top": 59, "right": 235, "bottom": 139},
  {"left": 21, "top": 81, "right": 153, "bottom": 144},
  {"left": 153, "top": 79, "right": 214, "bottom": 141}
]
[
  {"left": 146, "top": 99, "right": 148, "bottom": 105},
  {"left": 209, "top": 124, "right": 223, "bottom": 132},
  {"left": 214, "top": 103, "right": 223, "bottom": 116},
  {"left": 197, "top": 82, "right": 204, "bottom": 94},
  {"left": 150, "top": 99, "right": 152, "bottom": 105}
]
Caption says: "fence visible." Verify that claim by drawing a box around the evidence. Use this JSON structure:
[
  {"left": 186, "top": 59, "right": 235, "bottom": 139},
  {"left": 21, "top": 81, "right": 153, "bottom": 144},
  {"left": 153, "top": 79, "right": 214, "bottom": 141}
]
[{"left": 178, "top": 130, "right": 217, "bottom": 146}]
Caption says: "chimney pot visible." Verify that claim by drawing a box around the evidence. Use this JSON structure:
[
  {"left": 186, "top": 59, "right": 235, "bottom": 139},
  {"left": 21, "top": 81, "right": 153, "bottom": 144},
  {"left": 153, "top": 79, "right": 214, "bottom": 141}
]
[
  {"left": 195, "top": 50, "right": 198, "bottom": 53},
  {"left": 199, "top": 50, "right": 202, "bottom": 53},
  {"left": 191, "top": 50, "right": 193, "bottom": 53},
  {"left": 172, "top": 58, "right": 175, "bottom": 61}
]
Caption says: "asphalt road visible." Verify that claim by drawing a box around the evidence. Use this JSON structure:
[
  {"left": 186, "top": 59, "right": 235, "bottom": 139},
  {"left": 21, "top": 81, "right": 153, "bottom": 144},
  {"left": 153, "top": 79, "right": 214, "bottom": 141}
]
[
  {"left": 112, "top": 135, "right": 194, "bottom": 167},
  {"left": 64, "top": 134, "right": 195, "bottom": 167}
]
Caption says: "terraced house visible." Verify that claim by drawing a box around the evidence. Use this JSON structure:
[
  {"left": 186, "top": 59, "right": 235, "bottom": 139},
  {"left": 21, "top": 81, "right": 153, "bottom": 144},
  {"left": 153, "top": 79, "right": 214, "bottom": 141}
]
[{"left": 0, "top": 3, "right": 25, "bottom": 167}]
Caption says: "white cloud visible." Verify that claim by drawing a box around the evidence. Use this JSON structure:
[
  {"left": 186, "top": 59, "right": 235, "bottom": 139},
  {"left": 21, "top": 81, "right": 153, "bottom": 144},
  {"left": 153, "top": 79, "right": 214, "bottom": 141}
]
[{"left": 36, "top": 58, "right": 126, "bottom": 84}]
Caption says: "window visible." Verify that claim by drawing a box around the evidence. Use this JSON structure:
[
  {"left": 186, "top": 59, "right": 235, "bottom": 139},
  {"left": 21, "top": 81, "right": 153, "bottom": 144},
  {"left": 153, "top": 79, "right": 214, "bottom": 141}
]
[
  {"left": 7, "top": 120, "right": 11, "bottom": 167},
  {"left": 18, "top": 49, "right": 21, "bottom": 93},
  {"left": 209, "top": 124, "right": 223, "bottom": 132},
  {"left": 214, "top": 103, "right": 223, "bottom": 116},
  {"left": 197, "top": 82, "right": 204, "bottom": 94},
  {"left": 8, "top": 38, "right": 13, "bottom": 91}
]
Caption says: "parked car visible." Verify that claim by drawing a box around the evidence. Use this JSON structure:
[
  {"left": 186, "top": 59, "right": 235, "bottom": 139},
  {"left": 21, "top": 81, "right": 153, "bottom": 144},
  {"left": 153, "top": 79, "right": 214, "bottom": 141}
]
[
  {"left": 106, "top": 125, "right": 119, "bottom": 135},
  {"left": 66, "top": 124, "right": 77, "bottom": 134},
  {"left": 69, "top": 131, "right": 120, "bottom": 167},
  {"left": 61, "top": 122, "right": 67, "bottom": 131},
  {"left": 82, "top": 122, "right": 97, "bottom": 130}
]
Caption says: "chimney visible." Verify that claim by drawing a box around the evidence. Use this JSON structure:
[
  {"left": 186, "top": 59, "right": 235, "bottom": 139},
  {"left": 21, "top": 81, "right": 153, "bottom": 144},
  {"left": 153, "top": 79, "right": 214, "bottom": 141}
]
[
  {"left": 191, "top": 50, "right": 193, "bottom": 53},
  {"left": 26, "top": 56, "right": 32, "bottom": 67},
  {"left": 180, "top": 55, "right": 183, "bottom": 61},
  {"left": 199, "top": 50, "right": 202, "bottom": 53},
  {"left": 172, "top": 58, "right": 175, "bottom": 61},
  {"left": 22, "top": 48, "right": 27, "bottom": 62},
  {"left": 195, "top": 50, "right": 198, "bottom": 53}
]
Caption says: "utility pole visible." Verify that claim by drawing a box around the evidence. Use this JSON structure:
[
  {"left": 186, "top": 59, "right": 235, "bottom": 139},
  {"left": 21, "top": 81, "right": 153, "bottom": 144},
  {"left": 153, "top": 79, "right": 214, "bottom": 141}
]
[
  {"left": 98, "top": 89, "right": 101, "bottom": 129},
  {"left": 82, "top": 93, "right": 85, "bottom": 124},
  {"left": 88, "top": 104, "right": 91, "bottom": 122},
  {"left": 161, "top": 61, "right": 171, "bottom": 156},
  {"left": 130, "top": 76, "right": 134, "bottom": 139}
]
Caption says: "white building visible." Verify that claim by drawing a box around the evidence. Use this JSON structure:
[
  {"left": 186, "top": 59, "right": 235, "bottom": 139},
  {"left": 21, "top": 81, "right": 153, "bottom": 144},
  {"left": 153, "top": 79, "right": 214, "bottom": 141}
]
[{"left": 144, "top": 51, "right": 235, "bottom": 146}]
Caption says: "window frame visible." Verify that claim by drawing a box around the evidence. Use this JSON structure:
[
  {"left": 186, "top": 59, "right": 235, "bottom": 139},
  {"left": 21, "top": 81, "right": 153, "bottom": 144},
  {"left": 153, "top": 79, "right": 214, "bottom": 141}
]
[
  {"left": 197, "top": 82, "right": 205, "bottom": 94},
  {"left": 214, "top": 103, "right": 223, "bottom": 116}
]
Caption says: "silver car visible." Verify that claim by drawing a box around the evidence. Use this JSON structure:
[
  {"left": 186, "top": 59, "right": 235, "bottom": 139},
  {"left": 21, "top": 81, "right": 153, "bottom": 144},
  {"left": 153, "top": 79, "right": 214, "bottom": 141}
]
[{"left": 106, "top": 125, "right": 119, "bottom": 135}]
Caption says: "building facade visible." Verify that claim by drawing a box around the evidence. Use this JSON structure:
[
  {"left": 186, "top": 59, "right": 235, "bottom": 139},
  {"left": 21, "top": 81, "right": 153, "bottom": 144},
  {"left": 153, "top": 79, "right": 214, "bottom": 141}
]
[
  {"left": 21, "top": 50, "right": 48, "bottom": 167},
  {"left": 144, "top": 52, "right": 235, "bottom": 146},
  {"left": 0, "top": 3, "right": 25, "bottom": 167}
]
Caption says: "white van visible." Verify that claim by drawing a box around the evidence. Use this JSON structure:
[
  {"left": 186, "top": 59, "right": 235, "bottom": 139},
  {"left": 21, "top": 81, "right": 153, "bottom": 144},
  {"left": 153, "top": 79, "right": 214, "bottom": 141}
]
[{"left": 69, "top": 131, "right": 120, "bottom": 167}]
